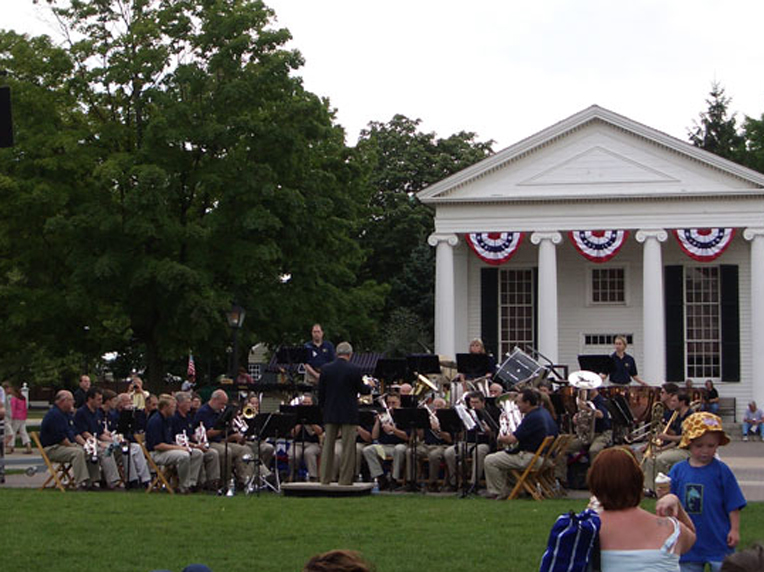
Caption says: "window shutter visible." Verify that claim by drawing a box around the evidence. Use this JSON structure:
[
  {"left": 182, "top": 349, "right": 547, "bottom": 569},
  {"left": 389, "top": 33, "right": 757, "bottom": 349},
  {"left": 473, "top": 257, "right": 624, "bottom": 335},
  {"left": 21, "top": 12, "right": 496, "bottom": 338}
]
[
  {"left": 720, "top": 265, "right": 740, "bottom": 382},
  {"left": 481, "top": 268, "right": 499, "bottom": 358},
  {"left": 664, "top": 265, "right": 684, "bottom": 381}
]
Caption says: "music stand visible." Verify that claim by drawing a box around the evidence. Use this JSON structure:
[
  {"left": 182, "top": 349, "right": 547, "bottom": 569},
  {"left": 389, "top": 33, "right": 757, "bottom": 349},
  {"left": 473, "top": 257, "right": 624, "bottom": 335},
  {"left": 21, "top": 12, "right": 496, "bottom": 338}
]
[
  {"left": 280, "top": 404, "right": 321, "bottom": 481},
  {"left": 117, "top": 409, "right": 136, "bottom": 485},
  {"left": 373, "top": 358, "right": 407, "bottom": 388},
  {"left": 400, "top": 395, "right": 416, "bottom": 408},
  {"left": 406, "top": 354, "right": 441, "bottom": 378},
  {"left": 456, "top": 353, "right": 490, "bottom": 378},
  {"left": 577, "top": 354, "right": 615, "bottom": 376},
  {"left": 392, "top": 408, "right": 430, "bottom": 492},
  {"left": 245, "top": 412, "right": 296, "bottom": 494},
  {"left": 214, "top": 405, "right": 237, "bottom": 495}
]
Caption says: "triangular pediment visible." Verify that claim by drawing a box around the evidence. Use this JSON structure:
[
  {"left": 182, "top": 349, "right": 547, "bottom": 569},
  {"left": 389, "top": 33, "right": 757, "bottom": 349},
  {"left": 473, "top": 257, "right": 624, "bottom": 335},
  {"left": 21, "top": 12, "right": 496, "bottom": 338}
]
[
  {"left": 418, "top": 105, "right": 764, "bottom": 204},
  {"left": 519, "top": 146, "right": 678, "bottom": 187}
]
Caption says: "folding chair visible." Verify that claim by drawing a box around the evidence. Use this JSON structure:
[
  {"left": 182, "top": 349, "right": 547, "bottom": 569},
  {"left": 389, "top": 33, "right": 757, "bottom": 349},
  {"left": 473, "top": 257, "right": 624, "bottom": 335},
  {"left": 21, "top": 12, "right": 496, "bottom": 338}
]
[
  {"left": 507, "top": 435, "right": 555, "bottom": 501},
  {"left": 134, "top": 434, "right": 176, "bottom": 494},
  {"left": 538, "top": 434, "right": 573, "bottom": 498},
  {"left": 30, "top": 431, "right": 75, "bottom": 492}
]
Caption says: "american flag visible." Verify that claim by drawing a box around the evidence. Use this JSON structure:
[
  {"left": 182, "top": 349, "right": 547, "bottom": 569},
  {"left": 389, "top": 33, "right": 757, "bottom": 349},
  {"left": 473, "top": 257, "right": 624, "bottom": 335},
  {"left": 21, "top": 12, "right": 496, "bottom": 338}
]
[{"left": 187, "top": 353, "right": 196, "bottom": 378}]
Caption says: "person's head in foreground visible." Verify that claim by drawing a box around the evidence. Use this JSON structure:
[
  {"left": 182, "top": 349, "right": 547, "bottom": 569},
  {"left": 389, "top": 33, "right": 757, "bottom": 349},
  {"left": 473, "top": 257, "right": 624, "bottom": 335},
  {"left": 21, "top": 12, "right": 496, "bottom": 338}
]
[
  {"left": 303, "top": 550, "right": 373, "bottom": 572},
  {"left": 587, "top": 446, "right": 642, "bottom": 510}
]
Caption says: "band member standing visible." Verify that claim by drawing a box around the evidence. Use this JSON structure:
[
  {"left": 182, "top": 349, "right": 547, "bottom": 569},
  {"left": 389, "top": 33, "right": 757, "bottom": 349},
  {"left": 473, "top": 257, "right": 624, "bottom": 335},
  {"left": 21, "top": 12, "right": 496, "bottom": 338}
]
[
  {"left": 318, "top": 341, "right": 367, "bottom": 485},
  {"left": 39, "top": 390, "right": 97, "bottom": 490},
  {"left": 73, "top": 375, "right": 91, "bottom": 409},
  {"left": 146, "top": 394, "right": 203, "bottom": 493},
  {"left": 172, "top": 391, "right": 220, "bottom": 491},
  {"left": 304, "top": 323, "right": 335, "bottom": 385},
  {"left": 444, "top": 392, "right": 495, "bottom": 492},
  {"left": 604, "top": 335, "right": 648, "bottom": 386},
  {"left": 406, "top": 397, "right": 452, "bottom": 492},
  {"left": 484, "top": 389, "right": 559, "bottom": 499}
]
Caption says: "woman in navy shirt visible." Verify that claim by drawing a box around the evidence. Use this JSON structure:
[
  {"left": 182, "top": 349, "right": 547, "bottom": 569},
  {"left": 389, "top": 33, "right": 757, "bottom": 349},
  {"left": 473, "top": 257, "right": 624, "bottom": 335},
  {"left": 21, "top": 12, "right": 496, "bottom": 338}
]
[{"left": 608, "top": 335, "right": 648, "bottom": 386}]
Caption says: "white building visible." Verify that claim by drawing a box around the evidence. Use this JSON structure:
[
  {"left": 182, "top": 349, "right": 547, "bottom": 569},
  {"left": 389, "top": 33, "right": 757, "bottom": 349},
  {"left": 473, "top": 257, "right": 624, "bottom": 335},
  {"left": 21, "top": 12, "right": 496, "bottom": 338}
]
[{"left": 418, "top": 105, "right": 764, "bottom": 419}]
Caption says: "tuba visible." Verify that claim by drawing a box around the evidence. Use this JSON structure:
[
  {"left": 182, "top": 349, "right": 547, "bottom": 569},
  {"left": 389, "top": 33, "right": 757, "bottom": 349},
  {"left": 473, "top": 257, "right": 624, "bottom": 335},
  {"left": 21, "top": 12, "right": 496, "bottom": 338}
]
[{"left": 568, "top": 370, "right": 602, "bottom": 446}]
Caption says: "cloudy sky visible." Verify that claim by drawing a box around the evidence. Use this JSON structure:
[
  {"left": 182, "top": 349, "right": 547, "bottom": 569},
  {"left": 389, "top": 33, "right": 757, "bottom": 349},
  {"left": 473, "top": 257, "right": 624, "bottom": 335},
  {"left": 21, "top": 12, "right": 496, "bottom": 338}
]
[{"left": 5, "top": 0, "right": 764, "bottom": 149}]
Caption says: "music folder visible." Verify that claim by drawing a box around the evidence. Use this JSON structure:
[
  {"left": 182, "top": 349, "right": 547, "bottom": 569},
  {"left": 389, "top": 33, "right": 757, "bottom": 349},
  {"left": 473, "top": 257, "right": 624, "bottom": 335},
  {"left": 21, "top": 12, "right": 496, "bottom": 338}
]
[
  {"left": 456, "top": 353, "right": 490, "bottom": 376},
  {"left": 577, "top": 354, "right": 615, "bottom": 375},
  {"left": 392, "top": 407, "right": 430, "bottom": 430}
]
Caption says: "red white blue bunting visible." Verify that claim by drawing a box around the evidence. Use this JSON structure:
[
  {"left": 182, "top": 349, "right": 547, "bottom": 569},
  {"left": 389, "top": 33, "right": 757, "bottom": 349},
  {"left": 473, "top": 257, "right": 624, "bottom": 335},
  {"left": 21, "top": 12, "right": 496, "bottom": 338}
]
[
  {"left": 466, "top": 232, "right": 524, "bottom": 265},
  {"left": 569, "top": 230, "right": 629, "bottom": 263},
  {"left": 673, "top": 228, "right": 735, "bottom": 262}
]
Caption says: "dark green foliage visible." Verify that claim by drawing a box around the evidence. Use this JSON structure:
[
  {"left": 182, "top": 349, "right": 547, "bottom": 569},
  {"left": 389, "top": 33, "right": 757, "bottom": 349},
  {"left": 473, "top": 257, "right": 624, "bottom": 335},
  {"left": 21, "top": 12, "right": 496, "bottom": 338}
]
[{"left": 688, "top": 82, "right": 744, "bottom": 161}]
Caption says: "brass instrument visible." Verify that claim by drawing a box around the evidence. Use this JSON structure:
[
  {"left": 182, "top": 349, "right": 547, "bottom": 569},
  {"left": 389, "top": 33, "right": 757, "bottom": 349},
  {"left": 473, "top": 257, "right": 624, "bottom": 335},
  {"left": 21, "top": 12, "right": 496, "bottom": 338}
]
[
  {"left": 465, "top": 375, "right": 491, "bottom": 397},
  {"left": 641, "top": 407, "right": 678, "bottom": 467},
  {"left": 424, "top": 403, "right": 441, "bottom": 432},
  {"left": 496, "top": 392, "right": 523, "bottom": 437},
  {"left": 175, "top": 430, "right": 193, "bottom": 453},
  {"left": 84, "top": 435, "right": 99, "bottom": 464},
  {"left": 232, "top": 413, "right": 249, "bottom": 436},
  {"left": 377, "top": 394, "right": 394, "bottom": 427},
  {"left": 195, "top": 423, "right": 210, "bottom": 450},
  {"left": 568, "top": 370, "right": 603, "bottom": 446},
  {"left": 413, "top": 374, "right": 439, "bottom": 402},
  {"left": 242, "top": 403, "right": 257, "bottom": 420},
  {"left": 358, "top": 376, "right": 378, "bottom": 405}
]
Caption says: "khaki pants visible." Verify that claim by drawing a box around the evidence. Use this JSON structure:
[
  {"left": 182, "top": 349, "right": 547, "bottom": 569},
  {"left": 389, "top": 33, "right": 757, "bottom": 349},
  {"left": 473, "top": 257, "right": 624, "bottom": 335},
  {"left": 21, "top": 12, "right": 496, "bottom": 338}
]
[
  {"left": 444, "top": 443, "right": 489, "bottom": 486},
  {"left": 556, "top": 431, "right": 612, "bottom": 481},
  {"left": 643, "top": 447, "right": 690, "bottom": 490},
  {"left": 363, "top": 443, "right": 407, "bottom": 480},
  {"left": 321, "top": 423, "right": 358, "bottom": 485},
  {"left": 151, "top": 448, "right": 203, "bottom": 491},
  {"left": 210, "top": 441, "right": 257, "bottom": 485},
  {"left": 332, "top": 440, "right": 366, "bottom": 482},
  {"left": 484, "top": 449, "right": 539, "bottom": 497},
  {"left": 407, "top": 444, "right": 446, "bottom": 483},
  {"left": 45, "top": 444, "right": 98, "bottom": 487}
]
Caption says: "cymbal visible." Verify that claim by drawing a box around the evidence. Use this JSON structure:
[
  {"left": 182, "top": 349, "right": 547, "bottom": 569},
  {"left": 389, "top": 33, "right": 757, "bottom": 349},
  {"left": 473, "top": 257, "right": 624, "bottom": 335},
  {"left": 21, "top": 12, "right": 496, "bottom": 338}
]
[
  {"left": 439, "top": 358, "right": 458, "bottom": 369},
  {"left": 567, "top": 370, "right": 602, "bottom": 390}
]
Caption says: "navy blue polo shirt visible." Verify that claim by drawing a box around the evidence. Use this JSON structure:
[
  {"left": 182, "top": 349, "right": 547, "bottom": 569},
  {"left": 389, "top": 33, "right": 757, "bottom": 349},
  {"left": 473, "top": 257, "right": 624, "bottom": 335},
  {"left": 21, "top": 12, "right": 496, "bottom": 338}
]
[
  {"left": 40, "top": 406, "right": 77, "bottom": 447},
  {"left": 146, "top": 412, "right": 173, "bottom": 452},
  {"left": 513, "top": 406, "right": 559, "bottom": 453},
  {"left": 193, "top": 403, "right": 221, "bottom": 442},
  {"left": 610, "top": 352, "right": 638, "bottom": 385},
  {"left": 171, "top": 411, "right": 194, "bottom": 441},
  {"left": 105, "top": 409, "right": 119, "bottom": 433},
  {"left": 74, "top": 405, "right": 105, "bottom": 438},
  {"left": 305, "top": 340, "right": 336, "bottom": 371},
  {"left": 592, "top": 393, "right": 612, "bottom": 433}
]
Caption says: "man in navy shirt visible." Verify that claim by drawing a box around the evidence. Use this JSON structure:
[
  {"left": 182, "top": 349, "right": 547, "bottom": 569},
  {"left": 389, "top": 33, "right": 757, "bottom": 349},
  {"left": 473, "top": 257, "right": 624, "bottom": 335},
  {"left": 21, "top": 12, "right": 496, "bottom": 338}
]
[
  {"left": 304, "top": 323, "right": 335, "bottom": 385},
  {"left": 193, "top": 389, "right": 260, "bottom": 490},
  {"left": 74, "top": 387, "right": 121, "bottom": 489},
  {"left": 172, "top": 391, "right": 219, "bottom": 490},
  {"left": 146, "top": 393, "right": 202, "bottom": 493},
  {"left": 484, "top": 388, "right": 559, "bottom": 499},
  {"left": 40, "top": 390, "right": 98, "bottom": 489}
]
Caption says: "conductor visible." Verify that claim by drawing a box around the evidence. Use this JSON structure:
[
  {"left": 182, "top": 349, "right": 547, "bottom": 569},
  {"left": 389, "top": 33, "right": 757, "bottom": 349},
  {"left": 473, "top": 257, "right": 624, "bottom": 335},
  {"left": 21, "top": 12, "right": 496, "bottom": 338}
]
[{"left": 318, "top": 342, "right": 368, "bottom": 486}]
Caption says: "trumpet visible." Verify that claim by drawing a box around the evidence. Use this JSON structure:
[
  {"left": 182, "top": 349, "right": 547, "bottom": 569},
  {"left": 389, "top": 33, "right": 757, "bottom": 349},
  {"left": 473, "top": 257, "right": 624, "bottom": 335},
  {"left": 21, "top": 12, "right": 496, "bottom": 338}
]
[
  {"left": 496, "top": 392, "right": 522, "bottom": 437},
  {"left": 424, "top": 403, "right": 441, "bottom": 432},
  {"left": 242, "top": 403, "right": 258, "bottom": 419},
  {"left": 175, "top": 430, "right": 193, "bottom": 453},
  {"left": 377, "top": 394, "right": 394, "bottom": 427},
  {"left": 195, "top": 423, "right": 210, "bottom": 450},
  {"left": 84, "top": 435, "right": 99, "bottom": 464},
  {"left": 232, "top": 414, "right": 249, "bottom": 436}
]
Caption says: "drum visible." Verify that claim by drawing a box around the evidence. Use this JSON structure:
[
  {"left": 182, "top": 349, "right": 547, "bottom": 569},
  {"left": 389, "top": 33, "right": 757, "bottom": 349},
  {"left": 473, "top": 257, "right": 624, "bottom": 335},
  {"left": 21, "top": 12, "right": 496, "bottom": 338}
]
[
  {"left": 600, "top": 386, "right": 659, "bottom": 424},
  {"left": 495, "top": 347, "right": 549, "bottom": 388}
]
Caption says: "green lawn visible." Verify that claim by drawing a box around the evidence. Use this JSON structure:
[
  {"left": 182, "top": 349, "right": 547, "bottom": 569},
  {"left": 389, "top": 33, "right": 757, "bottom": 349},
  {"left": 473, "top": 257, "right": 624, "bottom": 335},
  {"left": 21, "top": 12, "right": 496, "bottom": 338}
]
[{"left": 2, "top": 490, "right": 763, "bottom": 572}]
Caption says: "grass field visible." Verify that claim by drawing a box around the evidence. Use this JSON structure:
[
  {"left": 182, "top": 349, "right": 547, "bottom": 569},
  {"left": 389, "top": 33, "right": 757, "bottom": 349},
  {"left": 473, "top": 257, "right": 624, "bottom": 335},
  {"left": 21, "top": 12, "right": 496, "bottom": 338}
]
[{"left": 2, "top": 490, "right": 764, "bottom": 572}]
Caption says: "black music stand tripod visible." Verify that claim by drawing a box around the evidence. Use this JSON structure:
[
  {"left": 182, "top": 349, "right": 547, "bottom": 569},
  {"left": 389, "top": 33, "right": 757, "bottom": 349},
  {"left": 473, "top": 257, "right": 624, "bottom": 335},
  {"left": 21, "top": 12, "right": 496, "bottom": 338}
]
[
  {"left": 436, "top": 408, "right": 462, "bottom": 493},
  {"left": 117, "top": 409, "right": 137, "bottom": 487},
  {"left": 281, "top": 404, "right": 321, "bottom": 482},
  {"left": 245, "top": 412, "right": 295, "bottom": 495},
  {"left": 214, "top": 405, "right": 237, "bottom": 496},
  {"left": 392, "top": 407, "right": 430, "bottom": 493}
]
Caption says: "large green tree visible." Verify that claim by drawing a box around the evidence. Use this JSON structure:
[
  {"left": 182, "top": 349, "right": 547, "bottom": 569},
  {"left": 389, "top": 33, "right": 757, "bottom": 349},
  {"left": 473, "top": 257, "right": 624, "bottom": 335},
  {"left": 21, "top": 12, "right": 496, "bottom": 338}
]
[
  {"left": 355, "top": 115, "right": 493, "bottom": 353},
  {"left": 0, "top": 1, "right": 385, "bottom": 388}
]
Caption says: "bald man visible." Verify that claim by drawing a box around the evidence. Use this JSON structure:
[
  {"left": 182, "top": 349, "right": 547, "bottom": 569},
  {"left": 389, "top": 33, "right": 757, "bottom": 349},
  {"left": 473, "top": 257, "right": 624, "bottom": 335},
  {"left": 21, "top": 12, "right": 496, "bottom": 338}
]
[{"left": 40, "top": 390, "right": 98, "bottom": 489}]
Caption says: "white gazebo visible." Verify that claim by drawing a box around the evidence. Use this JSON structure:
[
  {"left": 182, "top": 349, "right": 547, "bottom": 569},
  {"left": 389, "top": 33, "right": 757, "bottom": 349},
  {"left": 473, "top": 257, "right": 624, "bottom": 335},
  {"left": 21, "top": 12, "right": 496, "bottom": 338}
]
[{"left": 418, "top": 105, "right": 764, "bottom": 417}]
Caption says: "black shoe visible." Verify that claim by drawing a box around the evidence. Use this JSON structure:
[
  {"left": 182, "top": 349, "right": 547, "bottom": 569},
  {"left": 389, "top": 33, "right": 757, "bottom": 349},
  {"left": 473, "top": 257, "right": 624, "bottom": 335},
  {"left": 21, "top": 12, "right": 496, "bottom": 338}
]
[{"left": 377, "top": 474, "right": 391, "bottom": 491}]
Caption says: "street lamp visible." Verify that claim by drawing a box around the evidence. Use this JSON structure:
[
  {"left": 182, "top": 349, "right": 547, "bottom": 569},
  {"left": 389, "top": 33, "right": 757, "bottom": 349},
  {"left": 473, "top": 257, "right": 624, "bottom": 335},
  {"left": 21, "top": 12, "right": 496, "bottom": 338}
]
[{"left": 225, "top": 302, "right": 245, "bottom": 379}]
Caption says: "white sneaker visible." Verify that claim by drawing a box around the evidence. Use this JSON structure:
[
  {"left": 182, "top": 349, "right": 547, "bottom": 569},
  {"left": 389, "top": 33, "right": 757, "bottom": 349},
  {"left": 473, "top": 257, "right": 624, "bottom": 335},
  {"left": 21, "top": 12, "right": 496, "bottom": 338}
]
[{"left": 743, "top": 435, "right": 749, "bottom": 442}]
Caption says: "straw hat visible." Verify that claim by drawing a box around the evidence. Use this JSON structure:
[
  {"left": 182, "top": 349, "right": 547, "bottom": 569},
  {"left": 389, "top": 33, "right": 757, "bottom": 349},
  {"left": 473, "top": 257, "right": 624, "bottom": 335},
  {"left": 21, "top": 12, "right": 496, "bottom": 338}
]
[{"left": 679, "top": 411, "right": 730, "bottom": 449}]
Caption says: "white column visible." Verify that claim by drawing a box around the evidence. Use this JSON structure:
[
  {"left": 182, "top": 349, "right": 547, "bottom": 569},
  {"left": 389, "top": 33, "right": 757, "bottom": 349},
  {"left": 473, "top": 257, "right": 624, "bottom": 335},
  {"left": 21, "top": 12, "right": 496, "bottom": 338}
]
[
  {"left": 530, "top": 232, "right": 562, "bottom": 364},
  {"left": 636, "top": 229, "right": 668, "bottom": 384},
  {"left": 428, "top": 233, "right": 459, "bottom": 360},
  {"left": 744, "top": 228, "right": 764, "bottom": 408}
]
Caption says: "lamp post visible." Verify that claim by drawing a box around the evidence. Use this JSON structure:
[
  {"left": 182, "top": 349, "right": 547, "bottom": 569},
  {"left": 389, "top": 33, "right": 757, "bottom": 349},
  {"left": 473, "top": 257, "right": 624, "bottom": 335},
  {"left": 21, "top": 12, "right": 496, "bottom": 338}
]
[{"left": 225, "top": 303, "right": 246, "bottom": 380}]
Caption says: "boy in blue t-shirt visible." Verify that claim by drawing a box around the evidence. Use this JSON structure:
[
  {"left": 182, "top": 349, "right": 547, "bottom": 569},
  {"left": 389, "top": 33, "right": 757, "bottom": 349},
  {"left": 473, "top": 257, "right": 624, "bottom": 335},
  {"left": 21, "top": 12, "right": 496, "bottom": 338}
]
[{"left": 669, "top": 412, "right": 746, "bottom": 572}]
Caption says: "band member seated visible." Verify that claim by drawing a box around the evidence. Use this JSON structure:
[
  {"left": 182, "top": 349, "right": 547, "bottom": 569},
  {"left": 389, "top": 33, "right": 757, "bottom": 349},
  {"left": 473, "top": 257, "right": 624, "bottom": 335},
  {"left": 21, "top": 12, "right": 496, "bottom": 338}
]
[
  {"left": 73, "top": 387, "right": 121, "bottom": 489},
  {"left": 444, "top": 391, "right": 495, "bottom": 492},
  {"left": 363, "top": 393, "right": 408, "bottom": 491},
  {"left": 642, "top": 392, "right": 694, "bottom": 493},
  {"left": 39, "top": 390, "right": 97, "bottom": 490},
  {"left": 146, "top": 394, "right": 203, "bottom": 493},
  {"left": 111, "top": 392, "right": 152, "bottom": 488},
  {"left": 303, "top": 323, "right": 335, "bottom": 385},
  {"left": 557, "top": 386, "right": 612, "bottom": 484},
  {"left": 172, "top": 391, "right": 220, "bottom": 491},
  {"left": 289, "top": 394, "right": 323, "bottom": 482},
  {"left": 604, "top": 335, "right": 649, "bottom": 386},
  {"left": 484, "top": 388, "right": 559, "bottom": 499},
  {"left": 244, "top": 393, "right": 275, "bottom": 470},
  {"left": 406, "top": 397, "right": 452, "bottom": 492},
  {"left": 193, "top": 389, "right": 258, "bottom": 490}
]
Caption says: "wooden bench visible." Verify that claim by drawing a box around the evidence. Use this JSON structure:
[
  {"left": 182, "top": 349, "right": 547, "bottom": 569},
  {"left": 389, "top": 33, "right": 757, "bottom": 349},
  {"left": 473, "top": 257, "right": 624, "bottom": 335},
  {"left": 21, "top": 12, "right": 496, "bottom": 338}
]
[{"left": 718, "top": 397, "right": 736, "bottom": 423}]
